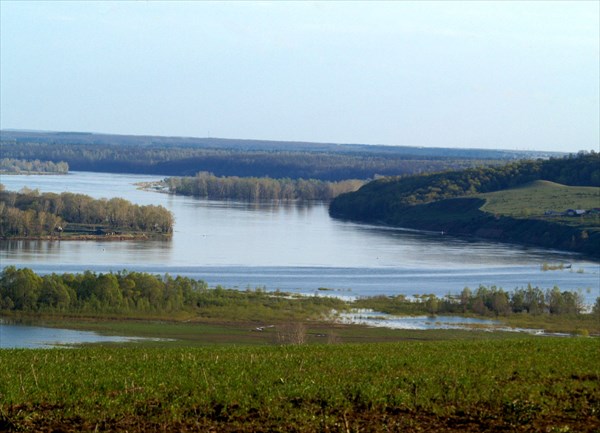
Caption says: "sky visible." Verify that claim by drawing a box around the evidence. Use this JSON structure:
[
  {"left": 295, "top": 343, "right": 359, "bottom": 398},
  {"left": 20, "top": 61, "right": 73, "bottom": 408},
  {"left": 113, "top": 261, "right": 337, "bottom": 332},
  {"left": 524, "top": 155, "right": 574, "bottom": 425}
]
[{"left": 1, "top": 1, "right": 598, "bottom": 153}]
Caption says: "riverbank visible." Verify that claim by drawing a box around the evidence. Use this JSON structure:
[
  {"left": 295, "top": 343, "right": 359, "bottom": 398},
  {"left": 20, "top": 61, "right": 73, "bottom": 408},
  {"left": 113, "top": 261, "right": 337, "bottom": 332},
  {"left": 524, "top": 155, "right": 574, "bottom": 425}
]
[
  {"left": 331, "top": 196, "right": 600, "bottom": 258},
  {"left": 3, "top": 301, "right": 598, "bottom": 345},
  {"left": 0, "top": 171, "right": 68, "bottom": 175},
  {"left": 1, "top": 233, "right": 171, "bottom": 241},
  {"left": 329, "top": 155, "right": 600, "bottom": 258}
]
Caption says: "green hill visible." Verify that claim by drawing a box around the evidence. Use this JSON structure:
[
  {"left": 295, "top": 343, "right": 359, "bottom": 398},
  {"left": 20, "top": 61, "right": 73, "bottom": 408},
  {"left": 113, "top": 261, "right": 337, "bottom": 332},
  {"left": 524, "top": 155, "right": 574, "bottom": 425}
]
[
  {"left": 329, "top": 153, "right": 600, "bottom": 257},
  {"left": 479, "top": 180, "right": 599, "bottom": 218}
]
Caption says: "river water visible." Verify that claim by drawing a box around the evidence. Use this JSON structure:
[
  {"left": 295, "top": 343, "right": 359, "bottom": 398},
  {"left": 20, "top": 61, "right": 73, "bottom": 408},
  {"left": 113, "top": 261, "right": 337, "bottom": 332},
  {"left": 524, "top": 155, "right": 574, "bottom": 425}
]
[{"left": 1, "top": 171, "right": 598, "bottom": 304}]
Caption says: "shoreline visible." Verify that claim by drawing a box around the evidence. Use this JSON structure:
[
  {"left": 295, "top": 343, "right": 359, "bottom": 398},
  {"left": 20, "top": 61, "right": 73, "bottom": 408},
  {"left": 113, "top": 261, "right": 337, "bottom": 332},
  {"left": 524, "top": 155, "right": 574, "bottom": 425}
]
[{"left": 1, "top": 233, "right": 172, "bottom": 241}]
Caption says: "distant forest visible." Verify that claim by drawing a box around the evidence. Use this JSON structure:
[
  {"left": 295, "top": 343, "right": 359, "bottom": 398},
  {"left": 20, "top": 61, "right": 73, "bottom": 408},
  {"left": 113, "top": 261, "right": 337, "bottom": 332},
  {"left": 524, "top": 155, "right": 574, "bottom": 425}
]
[
  {"left": 0, "top": 187, "right": 173, "bottom": 238},
  {"left": 0, "top": 130, "right": 559, "bottom": 181},
  {"left": 0, "top": 142, "right": 505, "bottom": 180},
  {"left": 164, "top": 173, "right": 365, "bottom": 201}
]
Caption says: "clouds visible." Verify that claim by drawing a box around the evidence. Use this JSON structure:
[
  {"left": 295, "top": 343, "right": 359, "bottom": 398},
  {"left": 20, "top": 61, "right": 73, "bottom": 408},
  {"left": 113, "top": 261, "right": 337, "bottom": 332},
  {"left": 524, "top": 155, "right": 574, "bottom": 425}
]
[{"left": 1, "top": 1, "right": 598, "bottom": 152}]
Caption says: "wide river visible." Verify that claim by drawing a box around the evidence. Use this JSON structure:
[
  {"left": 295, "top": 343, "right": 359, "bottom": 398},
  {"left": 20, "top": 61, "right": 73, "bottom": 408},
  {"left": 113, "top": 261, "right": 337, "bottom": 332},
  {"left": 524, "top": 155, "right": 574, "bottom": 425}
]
[{"left": 1, "top": 171, "right": 599, "bottom": 305}]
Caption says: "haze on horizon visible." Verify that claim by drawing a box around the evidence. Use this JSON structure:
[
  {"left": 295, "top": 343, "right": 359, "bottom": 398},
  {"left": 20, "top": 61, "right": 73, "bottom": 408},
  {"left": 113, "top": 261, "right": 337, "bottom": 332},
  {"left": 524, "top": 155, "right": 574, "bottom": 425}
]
[{"left": 1, "top": 1, "right": 598, "bottom": 153}]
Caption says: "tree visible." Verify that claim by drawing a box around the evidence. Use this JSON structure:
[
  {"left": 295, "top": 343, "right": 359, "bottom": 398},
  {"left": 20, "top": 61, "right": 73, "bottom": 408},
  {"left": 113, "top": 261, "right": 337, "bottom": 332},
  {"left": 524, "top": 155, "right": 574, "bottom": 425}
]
[
  {"left": 0, "top": 266, "right": 42, "bottom": 310},
  {"left": 93, "top": 274, "right": 123, "bottom": 308},
  {"left": 460, "top": 287, "right": 471, "bottom": 313},
  {"left": 39, "top": 274, "right": 71, "bottom": 310},
  {"left": 593, "top": 297, "right": 600, "bottom": 318},
  {"left": 491, "top": 290, "right": 510, "bottom": 316},
  {"left": 524, "top": 284, "right": 545, "bottom": 315}
]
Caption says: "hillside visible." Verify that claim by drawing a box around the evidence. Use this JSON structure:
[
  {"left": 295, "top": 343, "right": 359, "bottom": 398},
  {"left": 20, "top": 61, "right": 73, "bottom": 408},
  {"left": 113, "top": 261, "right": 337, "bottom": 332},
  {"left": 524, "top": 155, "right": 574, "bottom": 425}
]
[
  {"left": 329, "top": 153, "right": 600, "bottom": 257},
  {"left": 479, "top": 180, "right": 599, "bottom": 219}
]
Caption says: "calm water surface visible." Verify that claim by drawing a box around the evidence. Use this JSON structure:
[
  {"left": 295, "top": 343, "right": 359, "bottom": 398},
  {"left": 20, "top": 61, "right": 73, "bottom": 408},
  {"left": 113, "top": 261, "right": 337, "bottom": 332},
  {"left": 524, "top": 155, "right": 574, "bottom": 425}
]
[
  {"left": 1, "top": 172, "right": 598, "bottom": 304},
  {"left": 0, "top": 319, "right": 139, "bottom": 348}
]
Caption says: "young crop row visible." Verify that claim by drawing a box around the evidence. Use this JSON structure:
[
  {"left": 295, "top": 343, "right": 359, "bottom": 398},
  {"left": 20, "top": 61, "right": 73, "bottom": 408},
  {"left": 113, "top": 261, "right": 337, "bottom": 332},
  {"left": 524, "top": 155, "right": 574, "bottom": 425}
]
[{"left": 1, "top": 338, "right": 598, "bottom": 432}]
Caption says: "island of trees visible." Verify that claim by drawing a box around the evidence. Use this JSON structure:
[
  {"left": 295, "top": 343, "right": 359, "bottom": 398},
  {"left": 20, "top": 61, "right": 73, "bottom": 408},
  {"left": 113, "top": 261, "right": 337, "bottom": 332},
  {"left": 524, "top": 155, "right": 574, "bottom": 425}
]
[
  {"left": 0, "top": 186, "right": 173, "bottom": 239},
  {"left": 330, "top": 152, "right": 600, "bottom": 257},
  {"left": 157, "top": 172, "right": 365, "bottom": 201}
]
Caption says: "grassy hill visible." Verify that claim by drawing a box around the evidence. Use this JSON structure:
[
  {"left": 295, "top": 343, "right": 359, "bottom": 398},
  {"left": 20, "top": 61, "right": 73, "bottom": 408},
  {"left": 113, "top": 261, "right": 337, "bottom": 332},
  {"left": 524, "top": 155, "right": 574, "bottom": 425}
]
[
  {"left": 329, "top": 154, "right": 600, "bottom": 256},
  {"left": 479, "top": 180, "right": 600, "bottom": 219}
]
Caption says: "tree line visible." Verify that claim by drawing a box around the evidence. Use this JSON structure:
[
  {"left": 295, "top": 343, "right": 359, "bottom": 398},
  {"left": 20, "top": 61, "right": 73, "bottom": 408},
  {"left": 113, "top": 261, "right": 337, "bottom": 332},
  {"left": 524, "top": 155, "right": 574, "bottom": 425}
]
[
  {"left": 0, "top": 158, "right": 69, "bottom": 174},
  {"left": 2, "top": 267, "right": 596, "bottom": 320},
  {"left": 0, "top": 267, "right": 344, "bottom": 320},
  {"left": 164, "top": 172, "right": 365, "bottom": 201},
  {"left": 356, "top": 284, "right": 597, "bottom": 317},
  {"left": 0, "top": 187, "right": 173, "bottom": 237},
  {"left": 0, "top": 141, "right": 508, "bottom": 181},
  {"left": 0, "top": 267, "right": 206, "bottom": 313}
]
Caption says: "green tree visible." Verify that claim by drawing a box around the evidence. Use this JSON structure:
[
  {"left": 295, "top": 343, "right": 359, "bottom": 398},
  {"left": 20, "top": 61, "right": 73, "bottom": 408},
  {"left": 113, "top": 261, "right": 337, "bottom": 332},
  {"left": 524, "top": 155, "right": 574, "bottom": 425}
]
[
  {"left": 39, "top": 274, "right": 72, "bottom": 310},
  {"left": 0, "top": 266, "right": 43, "bottom": 310}
]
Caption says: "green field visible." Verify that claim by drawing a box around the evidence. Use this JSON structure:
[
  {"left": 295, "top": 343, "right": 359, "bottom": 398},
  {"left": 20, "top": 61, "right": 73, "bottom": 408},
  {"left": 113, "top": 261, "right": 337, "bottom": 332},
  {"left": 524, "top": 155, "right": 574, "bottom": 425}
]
[
  {"left": 1, "top": 338, "right": 598, "bottom": 432},
  {"left": 479, "top": 180, "right": 600, "bottom": 221}
]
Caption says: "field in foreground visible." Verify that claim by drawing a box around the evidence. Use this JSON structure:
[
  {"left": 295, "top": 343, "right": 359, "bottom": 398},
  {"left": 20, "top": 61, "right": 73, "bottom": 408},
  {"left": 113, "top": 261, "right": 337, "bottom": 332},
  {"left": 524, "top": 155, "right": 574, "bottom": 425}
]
[{"left": 1, "top": 338, "right": 598, "bottom": 432}]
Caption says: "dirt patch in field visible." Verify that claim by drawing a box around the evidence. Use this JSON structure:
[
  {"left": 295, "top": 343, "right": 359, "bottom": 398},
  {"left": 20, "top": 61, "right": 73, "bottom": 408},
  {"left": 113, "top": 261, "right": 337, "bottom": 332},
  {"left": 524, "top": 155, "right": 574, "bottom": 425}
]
[{"left": 2, "top": 403, "right": 597, "bottom": 432}]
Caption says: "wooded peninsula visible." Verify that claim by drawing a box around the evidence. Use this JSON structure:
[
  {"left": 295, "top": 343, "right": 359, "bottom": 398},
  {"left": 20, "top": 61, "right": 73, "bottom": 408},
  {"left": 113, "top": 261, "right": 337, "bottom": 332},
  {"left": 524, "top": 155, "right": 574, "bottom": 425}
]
[{"left": 330, "top": 152, "right": 600, "bottom": 257}]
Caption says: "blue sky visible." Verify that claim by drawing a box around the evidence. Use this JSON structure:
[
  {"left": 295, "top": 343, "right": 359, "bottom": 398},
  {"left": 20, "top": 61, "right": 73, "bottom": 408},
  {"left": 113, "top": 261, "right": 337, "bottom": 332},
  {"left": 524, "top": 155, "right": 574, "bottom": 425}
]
[{"left": 1, "top": 1, "right": 598, "bottom": 152}]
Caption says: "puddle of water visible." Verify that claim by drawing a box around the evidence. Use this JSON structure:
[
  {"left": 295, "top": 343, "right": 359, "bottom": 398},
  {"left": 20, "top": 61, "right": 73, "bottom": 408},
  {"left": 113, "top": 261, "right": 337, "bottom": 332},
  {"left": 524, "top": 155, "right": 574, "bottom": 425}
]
[
  {"left": 338, "top": 309, "right": 567, "bottom": 335},
  {"left": 0, "top": 320, "right": 172, "bottom": 348}
]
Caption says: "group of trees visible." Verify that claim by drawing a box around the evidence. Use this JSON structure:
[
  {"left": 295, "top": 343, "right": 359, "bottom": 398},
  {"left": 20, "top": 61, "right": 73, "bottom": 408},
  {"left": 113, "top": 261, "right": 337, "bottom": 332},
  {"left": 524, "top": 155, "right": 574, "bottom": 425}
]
[
  {"left": 0, "top": 267, "right": 206, "bottom": 313},
  {"left": 358, "top": 284, "right": 593, "bottom": 317},
  {"left": 0, "top": 141, "right": 509, "bottom": 181},
  {"left": 0, "top": 267, "right": 345, "bottom": 321},
  {"left": 0, "top": 187, "right": 173, "bottom": 237},
  {"left": 164, "top": 172, "right": 365, "bottom": 201},
  {"left": 1, "top": 266, "right": 596, "bottom": 321},
  {"left": 0, "top": 158, "right": 69, "bottom": 174}
]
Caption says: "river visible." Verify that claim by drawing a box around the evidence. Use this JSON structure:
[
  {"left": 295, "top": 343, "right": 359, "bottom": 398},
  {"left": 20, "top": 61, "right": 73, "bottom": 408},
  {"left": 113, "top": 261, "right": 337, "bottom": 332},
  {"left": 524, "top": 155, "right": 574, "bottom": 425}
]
[{"left": 1, "top": 171, "right": 598, "bottom": 304}]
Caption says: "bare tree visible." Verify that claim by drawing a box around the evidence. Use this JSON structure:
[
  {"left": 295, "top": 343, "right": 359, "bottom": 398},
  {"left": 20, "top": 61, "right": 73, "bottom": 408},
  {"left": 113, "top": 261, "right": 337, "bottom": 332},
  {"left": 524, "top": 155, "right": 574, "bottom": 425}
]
[{"left": 275, "top": 322, "right": 307, "bottom": 345}]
